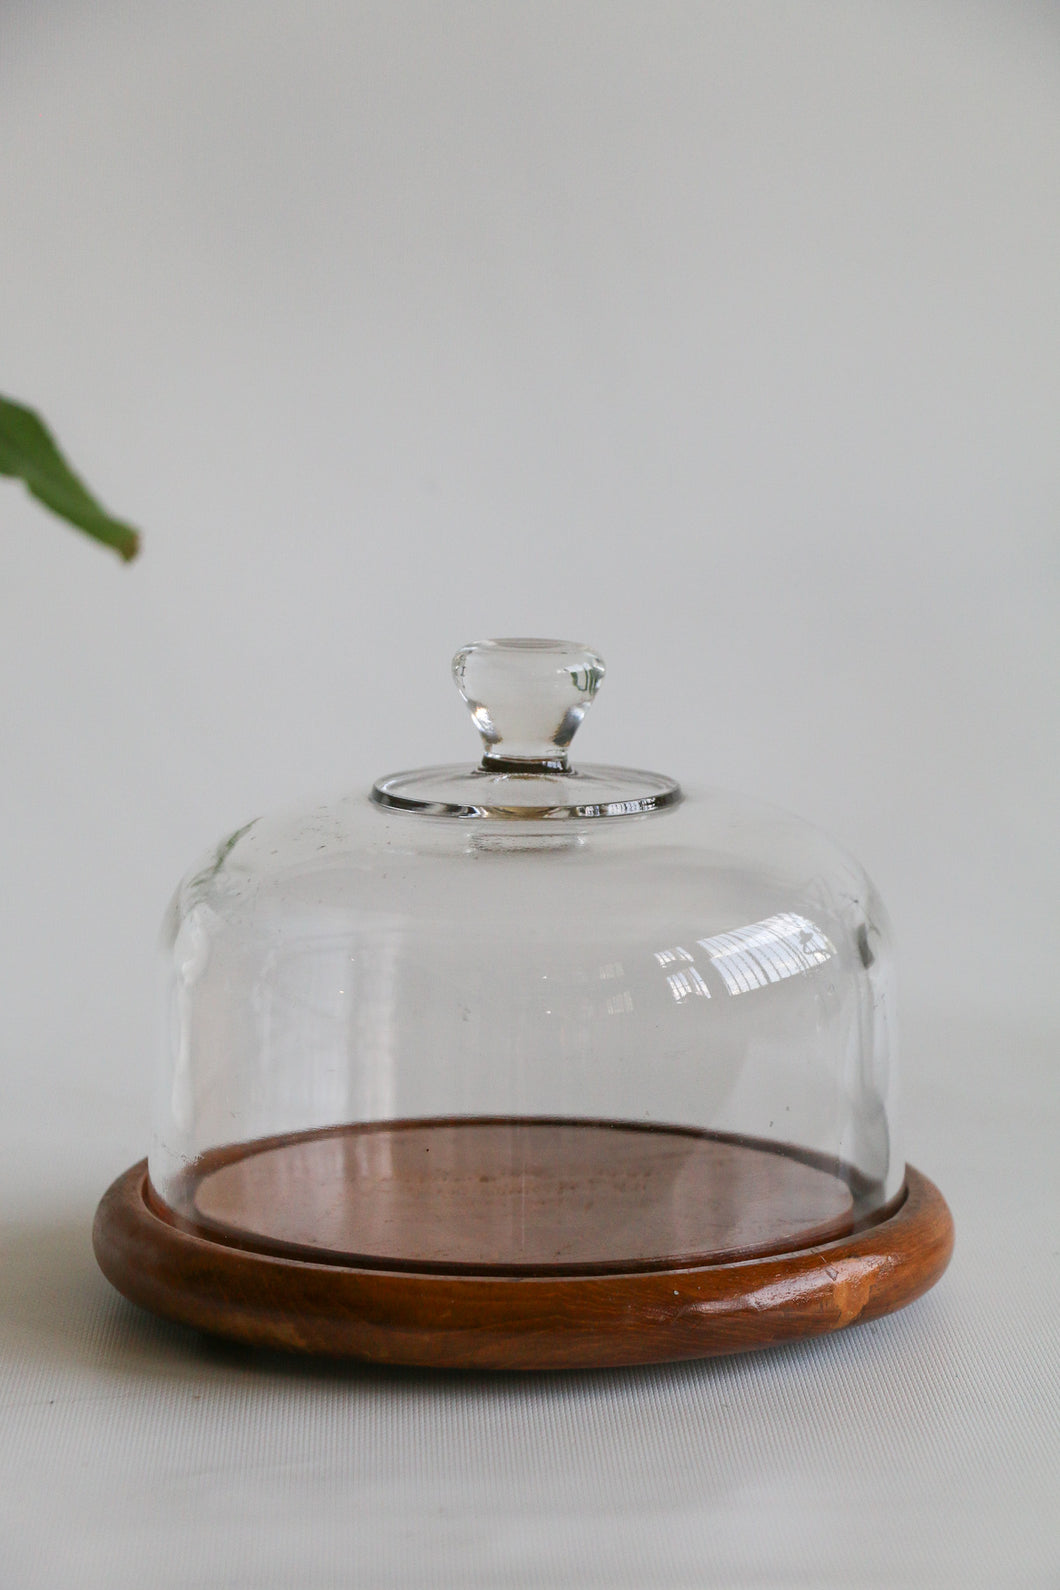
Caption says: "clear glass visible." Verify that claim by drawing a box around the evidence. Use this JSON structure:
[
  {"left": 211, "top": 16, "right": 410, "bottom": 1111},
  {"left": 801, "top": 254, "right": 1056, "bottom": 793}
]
[{"left": 151, "top": 641, "right": 904, "bottom": 1274}]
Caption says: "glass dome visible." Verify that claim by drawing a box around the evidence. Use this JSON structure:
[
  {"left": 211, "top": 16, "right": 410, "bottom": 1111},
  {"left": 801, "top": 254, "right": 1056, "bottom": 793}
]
[{"left": 149, "top": 638, "right": 905, "bottom": 1278}]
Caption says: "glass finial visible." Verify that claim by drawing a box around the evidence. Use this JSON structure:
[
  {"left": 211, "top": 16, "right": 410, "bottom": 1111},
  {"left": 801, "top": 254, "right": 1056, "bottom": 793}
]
[{"left": 452, "top": 638, "right": 606, "bottom": 771}]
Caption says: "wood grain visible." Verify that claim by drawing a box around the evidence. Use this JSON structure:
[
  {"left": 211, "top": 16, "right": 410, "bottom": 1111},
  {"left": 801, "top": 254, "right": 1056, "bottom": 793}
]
[
  {"left": 93, "top": 1143, "right": 952, "bottom": 1371},
  {"left": 167, "top": 1118, "right": 861, "bottom": 1275}
]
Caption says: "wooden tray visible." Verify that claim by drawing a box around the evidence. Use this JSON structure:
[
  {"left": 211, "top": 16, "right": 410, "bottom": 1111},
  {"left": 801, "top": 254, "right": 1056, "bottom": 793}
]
[{"left": 93, "top": 1121, "right": 952, "bottom": 1370}]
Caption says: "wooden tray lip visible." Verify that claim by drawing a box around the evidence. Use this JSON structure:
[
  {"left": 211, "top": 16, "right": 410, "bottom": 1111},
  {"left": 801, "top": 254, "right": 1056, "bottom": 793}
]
[
  {"left": 154, "top": 1117, "right": 896, "bottom": 1277},
  {"left": 93, "top": 1157, "right": 954, "bottom": 1370}
]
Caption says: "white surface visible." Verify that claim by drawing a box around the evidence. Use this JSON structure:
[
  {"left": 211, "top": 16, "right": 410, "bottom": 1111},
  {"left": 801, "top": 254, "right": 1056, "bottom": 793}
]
[{"left": 0, "top": 4, "right": 1057, "bottom": 1586}]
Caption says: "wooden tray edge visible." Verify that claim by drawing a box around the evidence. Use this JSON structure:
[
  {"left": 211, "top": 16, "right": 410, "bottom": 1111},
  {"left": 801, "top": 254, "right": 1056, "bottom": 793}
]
[{"left": 93, "top": 1161, "right": 954, "bottom": 1371}]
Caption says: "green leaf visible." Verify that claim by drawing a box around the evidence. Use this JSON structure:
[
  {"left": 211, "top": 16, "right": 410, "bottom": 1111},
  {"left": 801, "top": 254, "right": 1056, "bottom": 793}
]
[{"left": 0, "top": 394, "right": 140, "bottom": 562}]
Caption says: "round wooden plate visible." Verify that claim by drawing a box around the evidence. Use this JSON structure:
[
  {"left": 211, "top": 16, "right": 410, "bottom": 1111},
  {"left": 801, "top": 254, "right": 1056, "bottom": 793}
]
[{"left": 93, "top": 1131, "right": 952, "bottom": 1370}]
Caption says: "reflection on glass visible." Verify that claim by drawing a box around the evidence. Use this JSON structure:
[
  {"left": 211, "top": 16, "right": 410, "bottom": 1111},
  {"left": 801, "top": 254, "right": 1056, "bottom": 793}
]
[
  {"left": 666, "top": 966, "right": 711, "bottom": 1002},
  {"left": 605, "top": 989, "right": 635, "bottom": 1015},
  {"left": 697, "top": 912, "right": 835, "bottom": 996},
  {"left": 654, "top": 946, "right": 694, "bottom": 967}
]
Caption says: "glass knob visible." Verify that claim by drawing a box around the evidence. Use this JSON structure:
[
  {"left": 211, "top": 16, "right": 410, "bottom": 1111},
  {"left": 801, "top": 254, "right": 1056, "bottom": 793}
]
[{"left": 452, "top": 638, "right": 606, "bottom": 771}]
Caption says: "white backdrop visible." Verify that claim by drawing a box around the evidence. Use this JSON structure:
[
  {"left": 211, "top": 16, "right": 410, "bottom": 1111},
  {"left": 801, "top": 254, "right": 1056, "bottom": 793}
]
[{"left": 1, "top": 4, "right": 1057, "bottom": 1586}]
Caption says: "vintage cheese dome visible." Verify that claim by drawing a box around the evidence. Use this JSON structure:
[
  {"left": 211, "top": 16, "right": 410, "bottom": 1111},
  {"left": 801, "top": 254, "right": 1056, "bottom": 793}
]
[{"left": 95, "top": 638, "right": 952, "bottom": 1368}]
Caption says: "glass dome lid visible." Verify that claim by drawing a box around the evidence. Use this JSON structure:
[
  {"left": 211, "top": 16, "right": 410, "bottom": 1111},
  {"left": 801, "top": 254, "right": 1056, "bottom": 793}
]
[{"left": 94, "top": 637, "right": 953, "bottom": 1369}]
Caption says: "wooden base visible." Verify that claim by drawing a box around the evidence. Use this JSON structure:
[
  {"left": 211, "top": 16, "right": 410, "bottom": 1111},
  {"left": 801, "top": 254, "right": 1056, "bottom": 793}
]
[
  {"left": 93, "top": 1126, "right": 953, "bottom": 1370},
  {"left": 161, "top": 1118, "right": 876, "bottom": 1275}
]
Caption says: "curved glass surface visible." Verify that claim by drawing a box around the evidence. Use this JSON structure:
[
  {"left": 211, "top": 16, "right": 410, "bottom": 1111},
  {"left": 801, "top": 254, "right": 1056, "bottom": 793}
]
[{"left": 152, "top": 782, "right": 904, "bottom": 1269}]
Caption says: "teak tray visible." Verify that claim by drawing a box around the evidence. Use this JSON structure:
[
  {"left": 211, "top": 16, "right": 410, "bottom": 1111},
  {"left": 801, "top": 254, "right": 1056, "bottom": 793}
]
[{"left": 93, "top": 1120, "right": 953, "bottom": 1370}]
